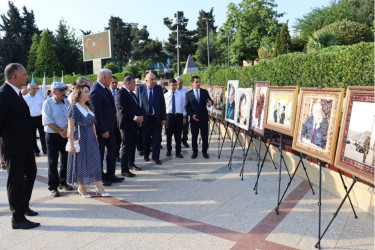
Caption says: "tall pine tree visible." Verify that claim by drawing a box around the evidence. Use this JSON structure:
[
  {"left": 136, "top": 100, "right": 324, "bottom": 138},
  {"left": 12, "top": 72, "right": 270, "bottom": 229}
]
[
  {"left": 196, "top": 8, "right": 217, "bottom": 41},
  {"left": 274, "top": 21, "right": 292, "bottom": 57},
  {"left": 34, "top": 31, "right": 62, "bottom": 77},
  {"left": 27, "top": 33, "right": 40, "bottom": 73}
]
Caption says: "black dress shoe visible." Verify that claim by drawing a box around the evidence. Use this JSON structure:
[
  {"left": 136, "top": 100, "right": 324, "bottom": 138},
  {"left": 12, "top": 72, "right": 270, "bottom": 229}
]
[
  {"left": 121, "top": 170, "right": 136, "bottom": 177},
  {"left": 183, "top": 141, "right": 189, "bottom": 148},
  {"left": 106, "top": 175, "right": 124, "bottom": 182},
  {"left": 176, "top": 153, "right": 184, "bottom": 158},
  {"left": 102, "top": 179, "right": 112, "bottom": 186},
  {"left": 59, "top": 184, "right": 73, "bottom": 191},
  {"left": 129, "top": 164, "right": 142, "bottom": 171},
  {"left": 153, "top": 159, "right": 162, "bottom": 165},
  {"left": 144, "top": 156, "right": 150, "bottom": 161},
  {"left": 50, "top": 189, "right": 60, "bottom": 197},
  {"left": 203, "top": 153, "right": 209, "bottom": 159},
  {"left": 191, "top": 153, "right": 198, "bottom": 159},
  {"left": 166, "top": 151, "right": 171, "bottom": 156},
  {"left": 139, "top": 151, "right": 144, "bottom": 156},
  {"left": 25, "top": 208, "right": 38, "bottom": 216},
  {"left": 12, "top": 219, "right": 40, "bottom": 230}
]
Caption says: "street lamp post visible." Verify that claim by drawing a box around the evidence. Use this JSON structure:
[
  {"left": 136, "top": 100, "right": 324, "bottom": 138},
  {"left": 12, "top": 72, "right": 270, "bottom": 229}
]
[
  {"left": 227, "top": 33, "right": 230, "bottom": 66},
  {"left": 203, "top": 17, "right": 212, "bottom": 67},
  {"left": 172, "top": 12, "right": 181, "bottom": 76}
]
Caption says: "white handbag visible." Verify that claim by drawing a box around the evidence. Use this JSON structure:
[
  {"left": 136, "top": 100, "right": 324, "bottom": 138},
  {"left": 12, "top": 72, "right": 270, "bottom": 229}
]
[{"left": 66, "top": 125, "right": 81, "bottom": 153}]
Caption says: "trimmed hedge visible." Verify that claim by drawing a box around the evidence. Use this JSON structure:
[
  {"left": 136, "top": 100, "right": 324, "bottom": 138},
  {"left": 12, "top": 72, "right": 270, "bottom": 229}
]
[{"left": 181, "top": 42, "right": 374, "bottom": 88}]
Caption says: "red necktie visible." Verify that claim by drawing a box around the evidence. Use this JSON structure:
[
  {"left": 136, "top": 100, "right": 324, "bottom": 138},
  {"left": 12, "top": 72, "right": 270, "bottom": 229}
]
[{"left": 19, "top": 92, "right": 27, "bottom": 105}]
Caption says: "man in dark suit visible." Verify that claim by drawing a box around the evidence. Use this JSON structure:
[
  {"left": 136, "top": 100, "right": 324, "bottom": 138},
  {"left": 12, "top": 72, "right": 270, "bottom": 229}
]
[
  {"left": 185, "top": 75, "right": 213, "bottom": 159},
  {"left": 115, "top": 76, "right": 143, "bottom": 177},
  {"left": 0, "top": 63, "right": 40, "bottom": 229},
  {"left": 136, "top": 73, "right": 166, "bottom": 165},
  {"left": 90, "top": 69, "right": 124, "bottom": 185},
  {"left": 110, "top": 76, "right": 121, "bottom": 162}
]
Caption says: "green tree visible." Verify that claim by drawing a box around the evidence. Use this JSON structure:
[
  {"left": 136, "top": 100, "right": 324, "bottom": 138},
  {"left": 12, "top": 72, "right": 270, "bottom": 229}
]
[
  {"left": 20, "top": 6, "right": 40, "bottom": 54},
  {"left": 163, "top": 11, "right": 197, "bottom": 66},
  {"left": 34, "top": 31, "right": 62, "bottom": 77},
  {"left": 274, "top": 21, "right": 292, "bottom": 57},
  {"left": 55, "top": 19, "right": 81, "bottom": 75},
  {"left": 294, "top": 0, "right": 374, "bottom": 43},
  {"left": 27, "top": 33, "right": 40, "bottom": 73},
  {"left": 196, "top": 8, "right": 217, "bottom": 41},
  {"left": 137, "top": 59, "right": 151, "bottom": 79},
  {"left": 222, "top": 0, "right": 283, "bottom": 64},
  {"left": 194, "top": 31, "right": 220, "bottom": 66},
  {"left": 106, "top": 16, "right": 134, "bottom": 67},
  {"left": 258, "top": 36, "right": 274, "bottom": 60}
]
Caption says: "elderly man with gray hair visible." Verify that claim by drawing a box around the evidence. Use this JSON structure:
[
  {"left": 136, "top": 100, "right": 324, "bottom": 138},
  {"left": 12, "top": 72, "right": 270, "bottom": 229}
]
[
  {"left": 176, "top": 76, "right": 189, "bottom": 148},
  {"left": 90, "top": 69, "right": 124, "bottom": 186},
  {"left": 24, "top": 83, "right": 47, "bottom": 156}
]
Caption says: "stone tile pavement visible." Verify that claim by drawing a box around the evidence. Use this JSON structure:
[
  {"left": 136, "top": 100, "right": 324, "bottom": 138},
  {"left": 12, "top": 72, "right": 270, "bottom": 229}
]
[{"left": 0, "top": 131, "right": 373, "bottom": 249}]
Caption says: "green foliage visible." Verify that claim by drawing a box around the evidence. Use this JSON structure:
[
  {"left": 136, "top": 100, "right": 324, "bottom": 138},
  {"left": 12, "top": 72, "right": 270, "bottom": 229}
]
[
  {"left": 137, "top": 60, "right": 151, "bottom": 79},
  {"left": 294, "top": 0, "right": 374, "bottom": 43},
  {"left": 194, "top": 31, "right": 219, "bottom": 66},
  {"left": 34, "top": 31, "right": 62, "bottom": 77},
  {"left": 222, "top": 0, "right": 283, "bottom": 63},
  {"left": 104, "top": 62, "right": 120, "bottom": 74},
  {"left": 27, "top": 33, "right": 40, "bottom": 73},
  {"left": 274, "top": 22, "right": 292, "bottom": 57},
  {"left": 182, "top": 42, "right": 374, "bottom": 88},
  {"left": 196, "top": 8, "right": 217, "bottom": 41},
  {"left": 123, "top": 65, "right": 140, "bottom": 78},
  {"left": 258, "top": 36, "right": 274, "bottom": 60}
]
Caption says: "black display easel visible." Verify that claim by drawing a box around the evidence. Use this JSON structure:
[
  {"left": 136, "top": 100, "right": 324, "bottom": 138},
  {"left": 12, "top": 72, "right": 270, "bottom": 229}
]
[
  {"left": 315, "top": 162, "right": 360, "bottom": 249},
  {"left": 218, "top": 121, "right": 232, "bottom": 158},
  {"left": 239, "top": 129, "right": 259, "bottom": 180},
  {"left": 227, "top": 125, "right": 245, "bottom": 169},
  {"left": 275, "top": 150, "right": 315, "bottom": 214},
  {"left": 253, "top": 131, "right": 281, "bottom": 193},
  {"left": 208, "top": 116, "right": 219, "bottom": 146}
]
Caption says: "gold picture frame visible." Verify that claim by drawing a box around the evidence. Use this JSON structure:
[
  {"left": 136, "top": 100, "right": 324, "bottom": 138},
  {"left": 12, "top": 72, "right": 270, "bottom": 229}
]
[{"left": 292, "top": 87, "right": 344, "bottom": 164}]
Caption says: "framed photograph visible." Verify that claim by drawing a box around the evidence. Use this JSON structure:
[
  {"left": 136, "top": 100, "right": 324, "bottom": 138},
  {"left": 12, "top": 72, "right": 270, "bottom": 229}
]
[
  {"left": 235, "top": 88, "right": 253, "bottom": 131},
  {"left": 334, "top": 86, "right": 374, "bottom": 183},
  {"left": 292, "top": 88, "right": 344, "bottom": 164},
  {"left": 212, "top": 86, "right": 225, "bottom": 120},
  {"left": 224, "top": 80, "right": 239, "bottom": 124},
  {"left": 206, "top": 85, "right": 215, "bottom": 114},
  {"left": 264, "top": 86, "right": 299, "bottom": 136},
  {"left": 251, "top": 81, "right": 270, "bottom": 135}
]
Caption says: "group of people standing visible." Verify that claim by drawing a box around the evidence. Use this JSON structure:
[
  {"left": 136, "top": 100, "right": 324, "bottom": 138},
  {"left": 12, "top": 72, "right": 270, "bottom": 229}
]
[{"left": 0, "top": 62, "right": 213, "bottom": 230}]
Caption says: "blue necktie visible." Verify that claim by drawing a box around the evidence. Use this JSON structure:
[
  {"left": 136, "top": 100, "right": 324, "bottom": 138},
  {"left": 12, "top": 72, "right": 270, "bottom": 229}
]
[
  {"left": 148, "top": 88, "right": 153, "bottom": 114},
  {"left": 172, "top": 92, "right": 176, "bottom": 114},
  {"left": 195, "top": 89, "right": 200, "bottom": 103}
]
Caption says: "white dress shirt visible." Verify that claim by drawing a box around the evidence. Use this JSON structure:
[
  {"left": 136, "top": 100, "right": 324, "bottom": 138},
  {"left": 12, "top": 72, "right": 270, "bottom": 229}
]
[
  {"left": 24, "top": 93, "right": 44, "bottom": 117},
  {"left": 164, "top": 90, "right": 186, "bottom": 116}
]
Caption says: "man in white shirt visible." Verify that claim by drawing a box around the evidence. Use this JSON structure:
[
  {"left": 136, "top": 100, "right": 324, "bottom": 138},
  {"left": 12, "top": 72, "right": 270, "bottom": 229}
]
[
  {"left": 24, "top": 83, "right": 47, "bottom": 156},
  {"left": 176, "top": 76, "right": 189, "bottom": 148},
  {"left": 164, "top": 78, "right": 187, "bottom": 158}
]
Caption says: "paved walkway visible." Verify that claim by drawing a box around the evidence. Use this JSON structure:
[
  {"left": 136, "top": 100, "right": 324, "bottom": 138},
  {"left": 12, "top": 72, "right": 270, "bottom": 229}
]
[{"left": 0, "top": 131, "right": 374, "bottom": 249}]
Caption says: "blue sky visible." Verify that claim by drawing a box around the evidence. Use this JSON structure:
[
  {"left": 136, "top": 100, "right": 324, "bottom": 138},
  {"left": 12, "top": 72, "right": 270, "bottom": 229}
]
[{"left": 0, "top": 0, "right": 332, "bottom": 41}]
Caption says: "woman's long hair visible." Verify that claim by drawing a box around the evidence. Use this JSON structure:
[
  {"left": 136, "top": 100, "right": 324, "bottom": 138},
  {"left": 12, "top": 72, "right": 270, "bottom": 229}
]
[{"left": 70, "top": 84, "right": 94, "bottom": 112}]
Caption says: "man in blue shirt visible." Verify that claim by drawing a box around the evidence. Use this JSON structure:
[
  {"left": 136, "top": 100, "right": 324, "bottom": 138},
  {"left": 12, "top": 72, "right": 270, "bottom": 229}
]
[{"left": 42, "top": 82, "right": 73, "bottom": 197}]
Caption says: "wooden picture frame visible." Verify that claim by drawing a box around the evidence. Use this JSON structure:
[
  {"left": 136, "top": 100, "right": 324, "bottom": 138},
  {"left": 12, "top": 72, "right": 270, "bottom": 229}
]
[
  {"left": 264, "top": 86, "right": 298, "bottom": 136},
  {"left": 292, "top": 88, "right": 344, "bottom": 164},
  {"left": 251, "top": 81, "right": 270, "bottom": 136},
  {"left": 334, "top": 86, "right": 375, "bottom": 183},
  {"left": 224, "top": 80, "right": 239, "bottom": 124},
  {"left": 212, "top": 86, "right": 225, "bottom": 120},
  {"left": 235, "top": 88, "right": 253, "bottom": 131}
]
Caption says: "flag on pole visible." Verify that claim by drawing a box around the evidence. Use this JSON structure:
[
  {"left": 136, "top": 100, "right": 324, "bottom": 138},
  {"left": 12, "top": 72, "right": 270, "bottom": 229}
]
[
  {"left": 31, "top": 72, "right": 35, "bottom": 84},
  {"left": 41, "top": 72, "right": 47, "bottom": 99},
  {"left": 61, "top": 71, "right": 64, "bottom": 83}
]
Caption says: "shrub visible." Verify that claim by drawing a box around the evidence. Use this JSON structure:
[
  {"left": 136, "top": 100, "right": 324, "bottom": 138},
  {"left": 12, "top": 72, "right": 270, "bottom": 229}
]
[
  {"left": 103, "top": 62, "right": 120, "bottom": 74},
  {"left": 182, "top": 42, "right": 374, "bottom": 88}
]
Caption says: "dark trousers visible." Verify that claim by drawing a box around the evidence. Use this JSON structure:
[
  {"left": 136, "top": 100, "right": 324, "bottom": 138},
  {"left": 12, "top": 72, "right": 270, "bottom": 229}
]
[
  {"left": 97, "top": 132, "right": 116, "bottom": 176},
  {"left": 31, "top": 115, "right": 47, "bottom": 154},
  {"left": 115, "top": 127, "right": 121, "bottom": 158},
  {"left": 46, "top": 133, "right": 68, "bottom": 190},
  {"left": 142, "top": 116, "right": 162, "bottom": 160},
  {"left": 190, "top": 119, "right": 208, "bottom": 154},
  {"left": 137, "top": 127, "right": 143, "bottom": 152},
  {"left": 182, "top": 115, "right": 189, "bottom": 142},
  {"left": 4, "top": 152, "right": 37, "bottom": 223},
  {"left": 120, "top": 126, "right": 137, "bottom": 172},
  {"left": 166, "top": 114, "right": 183, "bottom": 154}
]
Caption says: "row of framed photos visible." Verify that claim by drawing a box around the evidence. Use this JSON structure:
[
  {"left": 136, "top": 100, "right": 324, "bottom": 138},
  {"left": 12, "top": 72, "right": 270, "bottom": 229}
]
[{"left": 202, "top": 82, "right": 374, "bottom": 184}]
